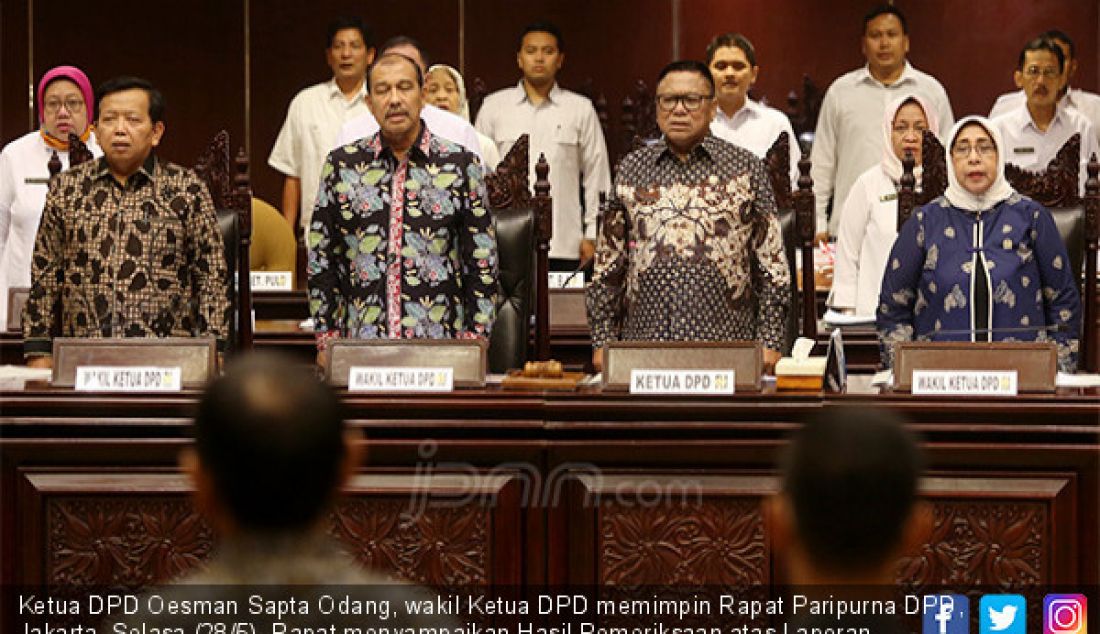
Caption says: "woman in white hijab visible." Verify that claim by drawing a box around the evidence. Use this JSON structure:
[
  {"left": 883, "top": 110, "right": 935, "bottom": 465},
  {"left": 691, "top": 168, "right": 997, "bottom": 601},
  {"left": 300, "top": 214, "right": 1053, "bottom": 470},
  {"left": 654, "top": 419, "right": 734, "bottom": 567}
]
[
  {"left": 425, "top": 65, "right": 501, "bottom": 170},
  {"left": 830, "top": 93, "right": 938, "bottom": 318},
  {"left": 877, "top": 116, "right": 1081, "bottom": 372}
]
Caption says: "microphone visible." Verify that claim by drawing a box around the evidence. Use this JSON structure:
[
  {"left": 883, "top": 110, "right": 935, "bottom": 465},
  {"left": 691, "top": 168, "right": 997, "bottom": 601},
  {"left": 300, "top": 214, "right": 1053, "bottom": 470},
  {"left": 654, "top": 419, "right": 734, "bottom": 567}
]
[
  {"left": 926, "top": 324, "right": 1063, "bottom": 337},
  {"left": 559, "top": 257, "right": 592, "bottom": 288}
]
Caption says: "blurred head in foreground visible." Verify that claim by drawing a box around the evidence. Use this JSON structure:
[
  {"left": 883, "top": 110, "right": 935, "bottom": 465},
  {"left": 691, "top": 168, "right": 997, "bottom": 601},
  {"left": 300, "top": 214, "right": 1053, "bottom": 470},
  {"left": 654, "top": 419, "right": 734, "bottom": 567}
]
[{"left": 773, "top": 407, "right": 927, "bottom": 585}]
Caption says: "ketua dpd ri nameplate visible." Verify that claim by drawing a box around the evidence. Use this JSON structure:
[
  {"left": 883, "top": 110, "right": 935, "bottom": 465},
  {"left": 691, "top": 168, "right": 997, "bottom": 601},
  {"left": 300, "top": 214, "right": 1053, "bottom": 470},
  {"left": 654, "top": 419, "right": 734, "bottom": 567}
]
[{"left": 602, "top": 341, "right": 762, "bottom": 392}]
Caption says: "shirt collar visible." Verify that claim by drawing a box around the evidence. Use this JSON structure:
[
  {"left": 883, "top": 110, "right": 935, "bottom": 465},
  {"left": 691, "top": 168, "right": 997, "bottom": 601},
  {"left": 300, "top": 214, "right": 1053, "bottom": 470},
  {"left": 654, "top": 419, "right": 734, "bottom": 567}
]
[
  {"left": 1016, "top": 103, "right": 1068, "bottom": 133},
  {"left": 715, "top": 98, "right": 761, "bottom": 124},
  {"left": 370, "top": 119, "right": 433, "bottom": 163},
  {"left": 514, "top": 79, "right": 562, "bottom": 105},
  {"left": 856, "top": 60, "right": 917, "bottom": 87},
  {"left": 327, "top": 78, "right": 368, "bottom": 104},
  {"left": 94, "top": 153, "right": 157, "bottom": 186},
  {"left": 652, "top": 133, "right": 717, "bottom": 166}
]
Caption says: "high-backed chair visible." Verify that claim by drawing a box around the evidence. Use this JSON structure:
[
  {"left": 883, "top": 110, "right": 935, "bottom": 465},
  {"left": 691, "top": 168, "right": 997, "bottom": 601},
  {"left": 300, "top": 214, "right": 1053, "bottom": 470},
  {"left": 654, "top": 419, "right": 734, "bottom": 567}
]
[
  {"left": 897, "top": 134, "right": 1099, "bottom": 372},
  {"left": 483, "top": 134, "right": 553, "bottom": 371},
  {"left": 193, "top": 130, "right": 253, "bottom": 352},
  {"left": 764, "top": 132, "right": 818, "bottom": 350},
  {"left": 250, "top": 197, "right": 297, "bottom": 283}
]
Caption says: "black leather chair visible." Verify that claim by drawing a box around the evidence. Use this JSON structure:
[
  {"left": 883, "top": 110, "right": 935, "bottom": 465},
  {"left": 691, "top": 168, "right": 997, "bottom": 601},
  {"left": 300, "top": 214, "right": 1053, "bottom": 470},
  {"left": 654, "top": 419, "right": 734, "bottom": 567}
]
[
  {"left": 488, "top": 208, "right": 536, "bottom": 372},
  {"left": 766, "top": 132, "right": 800, "bottom": 355},
  {"left": 484, "top": 134, "right": 538, "bottom": 372}
]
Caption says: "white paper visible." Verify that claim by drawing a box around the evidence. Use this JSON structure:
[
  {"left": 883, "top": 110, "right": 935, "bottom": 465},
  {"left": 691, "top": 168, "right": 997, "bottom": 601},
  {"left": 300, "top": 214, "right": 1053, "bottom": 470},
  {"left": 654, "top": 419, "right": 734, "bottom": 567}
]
[
  {"left": 823, "top": 309, "right": 876, "bottom": 326},
  {"left": 0, "top": 365, "right": 52, "bottom": 380},
  {"left": 1056, "top": 372, "right": 1100, "bottom": 388},
  {"left": 871, "top": 370, "right": 893, "bottom": 387}
]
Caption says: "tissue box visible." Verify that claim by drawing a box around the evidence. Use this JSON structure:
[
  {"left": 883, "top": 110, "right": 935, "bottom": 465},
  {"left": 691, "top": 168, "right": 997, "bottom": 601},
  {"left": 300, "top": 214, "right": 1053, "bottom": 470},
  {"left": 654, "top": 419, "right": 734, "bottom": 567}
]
[{"left": 775, "top": 356, "right": 827, "bottom": 390}]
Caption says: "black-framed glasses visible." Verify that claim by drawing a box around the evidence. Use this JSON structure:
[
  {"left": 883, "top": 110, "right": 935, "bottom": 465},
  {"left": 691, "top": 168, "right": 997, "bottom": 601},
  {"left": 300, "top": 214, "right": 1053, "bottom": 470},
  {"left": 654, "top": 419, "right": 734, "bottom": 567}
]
[
  {"left": 655, "top": 93, "right": 713, "bottom": 112},
  {"left": 43, "top": 98, "right": 85, "bottom": 114}
]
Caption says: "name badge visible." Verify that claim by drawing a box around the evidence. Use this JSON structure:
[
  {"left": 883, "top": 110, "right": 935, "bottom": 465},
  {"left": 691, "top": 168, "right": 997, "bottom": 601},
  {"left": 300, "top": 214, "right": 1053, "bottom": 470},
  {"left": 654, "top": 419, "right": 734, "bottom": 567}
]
[
  {"left": 1013, "top": 147, "right": 1035, "bottom": 154},
  {"left": 629, "top": 369, "right": 735, "bottom": 395},
  {"left": 348, "top": 366, "right": 454, "bottom": 392},
  {"left": 548, "top": 271, "right": 585, "bottom": 289},
  {"left": 912, "top": 370, "right": 1017, "bottom": 396},
  {"left": 75, "top": 366, "right": 182, "bottom": 392},
  {"left": 879, "top": 192, "right": 898, "bottom": 203},
  {"left": 250, "top": 271, "right": 293, "bottom": 291},
  {"left": 24, "top": 177, "right": 50, "bottom": 185}
]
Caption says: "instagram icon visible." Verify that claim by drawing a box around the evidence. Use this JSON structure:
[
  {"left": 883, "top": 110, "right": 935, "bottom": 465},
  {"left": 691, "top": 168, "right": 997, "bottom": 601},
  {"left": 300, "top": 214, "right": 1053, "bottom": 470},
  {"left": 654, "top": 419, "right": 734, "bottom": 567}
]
[{"left": 1045, "top": 595, "right": 1087, "bottom": 634}]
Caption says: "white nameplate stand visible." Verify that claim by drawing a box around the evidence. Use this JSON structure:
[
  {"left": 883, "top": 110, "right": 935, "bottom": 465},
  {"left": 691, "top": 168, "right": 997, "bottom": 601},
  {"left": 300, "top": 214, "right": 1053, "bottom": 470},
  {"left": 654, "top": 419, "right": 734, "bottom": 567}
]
[
  {"left": 348, "top": 367, "right": 454, "bottom": 393},
  {"left": 75, "top": 366, "right": 183, "bottom": 392},
  {"left": 912, "top": 370, "right": 1018, "bottom": 396},
  {"left": 629, "top": 369, "right": 735, "bottom": 395},
  {"left": 250, "top": 271, "right": 294, "bottom": 291}
]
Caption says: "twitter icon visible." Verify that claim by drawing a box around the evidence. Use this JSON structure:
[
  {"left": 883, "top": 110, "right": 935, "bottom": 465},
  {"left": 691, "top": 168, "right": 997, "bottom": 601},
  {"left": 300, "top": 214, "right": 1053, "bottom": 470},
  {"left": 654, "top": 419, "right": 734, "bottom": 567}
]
[{"left": 982, "top": 595, "right": 1027, "bottom": 634}]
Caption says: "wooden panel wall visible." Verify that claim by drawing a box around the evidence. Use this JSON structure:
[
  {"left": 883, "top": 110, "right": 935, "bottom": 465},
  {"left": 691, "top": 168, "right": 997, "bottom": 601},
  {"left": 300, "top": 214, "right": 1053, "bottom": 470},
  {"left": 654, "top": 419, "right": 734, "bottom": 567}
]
[{"left": 2, "top": 0, "right": 1097, "bottom": 208}]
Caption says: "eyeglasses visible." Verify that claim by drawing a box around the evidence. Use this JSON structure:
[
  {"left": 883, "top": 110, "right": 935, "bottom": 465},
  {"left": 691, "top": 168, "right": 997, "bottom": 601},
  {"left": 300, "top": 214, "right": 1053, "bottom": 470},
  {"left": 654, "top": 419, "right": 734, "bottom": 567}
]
[
  {"left": 1022, "top": 65, "right": 1060, "bottom": 80},
  {"left": 655, "top": 93, "right": 713, "bottom": 112},
  {"left": 43, "top": 98, "right": 85, "bottom": 114},
  {"left": 950, "top": 142, "right": 997, "bottom": 158}
]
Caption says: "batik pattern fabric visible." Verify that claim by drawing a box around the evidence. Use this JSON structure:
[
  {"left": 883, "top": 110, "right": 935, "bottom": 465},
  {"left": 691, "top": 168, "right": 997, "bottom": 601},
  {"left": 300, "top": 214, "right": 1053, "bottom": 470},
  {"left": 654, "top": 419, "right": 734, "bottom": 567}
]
[
  {"left": 877, "top": 194, "right": 1081, "bottom": 372},
  {"left": 23, "top": 156, "right": 229, "bottom": 355},
  {"left": 586, "top": 134, "right": 790, "bottom": 351},
  {"left": 308, "top": 123, "right": 498, "bottom": 349}
]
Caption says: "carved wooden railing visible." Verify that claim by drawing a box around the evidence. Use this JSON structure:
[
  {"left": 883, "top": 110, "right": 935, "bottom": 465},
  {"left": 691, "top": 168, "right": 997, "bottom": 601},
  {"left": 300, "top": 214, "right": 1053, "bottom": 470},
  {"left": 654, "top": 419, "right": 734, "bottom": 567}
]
[{"left": 194, "top": 130, "right": 253, "bottom": 350}]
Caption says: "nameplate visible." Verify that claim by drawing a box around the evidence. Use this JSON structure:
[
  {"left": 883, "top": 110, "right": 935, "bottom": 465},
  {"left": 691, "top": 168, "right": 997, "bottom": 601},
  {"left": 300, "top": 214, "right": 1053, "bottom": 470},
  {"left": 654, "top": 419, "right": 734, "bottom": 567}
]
[
  {"left": 1013, "top": 147, "right": 1035, "bottom": 154},
  {"left": 630, "top": 369, "right": 734, "bottom": 395},
  {"left": 603, "top": 341, "right": 762, "bottom": 391},
  {"left": 327, "top": 339, "right": 487, "bottom": 388},
  {"left": 878, "top": 192, "right": 898, "bottom": 203},
  {"left": 348, "top": 366, "right": 453, "bottom": 392},
  {"left": 53, "top": 337, "right": 216, "bottom": 388},
  {"left": 895, "top": 341, "right": 1055, "bottom": 393},
  {"left": 24, "top": 177, "right": 50, "bottom": 185},
  {"left": 912, "top": 370, "right": 1017, "bottom": 396},
  {"left": 250, "top": 271, "right": 293, "bottom": 291},
  {"left": 75, "top": 366, "right": 182, "bottom": 392},
  {"left": 548, "top": 271, "right": 585, "bottom": 289}
]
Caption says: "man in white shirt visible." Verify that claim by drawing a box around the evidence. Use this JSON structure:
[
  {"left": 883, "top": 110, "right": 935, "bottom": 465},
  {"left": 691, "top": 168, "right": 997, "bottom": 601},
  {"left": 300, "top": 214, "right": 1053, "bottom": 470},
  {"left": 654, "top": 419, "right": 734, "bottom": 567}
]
[
  {"left": 333, "top": 36, "right": 483, "bottom": 161},
  {"left": 989, "top": 30, "right": 1100, "bottom": 145},
  {"left": 706, "top": 33, "right": 799, "bottom": 188},
  {"left": 475, "top": 21, "right": 612, "bottom": 271},
  {"left": 809, "top": 4, "right": 954, "bottom": 240},
  {"left": 991, "top": 37, "right": 1099, "bottom": 195},
  {"left": 269, "top": 16, "right": 375, "bottom": 234}
]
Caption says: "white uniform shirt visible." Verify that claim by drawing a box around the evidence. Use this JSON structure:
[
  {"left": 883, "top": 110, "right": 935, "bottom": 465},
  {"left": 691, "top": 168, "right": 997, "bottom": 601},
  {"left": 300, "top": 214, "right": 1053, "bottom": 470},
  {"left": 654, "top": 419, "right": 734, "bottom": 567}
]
[
  {"left": 710, "top": 98, "right": 800, "bottom": 188},
  {"left": 991, "top": 103, "right": 1100, "bottom": 195},
  {"left": 268, "top": 79, "right": 369, "bottom": 230},
  {"left": 475, "top": 81, "right": 612, "bottom": 259},
  {"left": 334, "top": 104, "right": 485, "bottom": 163},
  {"left": 0, "top": 130, "right": 102, "bottom": 329},
  {"left": 830, "top": 164, "right": 899, "bottom": 317},
  {"left": 810, "top": 62, "right": 954, "bottom": 235},
  {"left": 990, "top": 87, "right": 1100, "bottom": 145}
]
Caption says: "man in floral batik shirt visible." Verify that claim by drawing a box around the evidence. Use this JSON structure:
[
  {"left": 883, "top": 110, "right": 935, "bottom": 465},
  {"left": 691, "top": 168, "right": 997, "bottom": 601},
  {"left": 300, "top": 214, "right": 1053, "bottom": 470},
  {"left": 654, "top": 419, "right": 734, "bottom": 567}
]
[
  {"left": 586, "top": 60, "right": 790, "bottom": 373},
  {"left": 308, "top": 53, "right": 498, "bottom": 364}
]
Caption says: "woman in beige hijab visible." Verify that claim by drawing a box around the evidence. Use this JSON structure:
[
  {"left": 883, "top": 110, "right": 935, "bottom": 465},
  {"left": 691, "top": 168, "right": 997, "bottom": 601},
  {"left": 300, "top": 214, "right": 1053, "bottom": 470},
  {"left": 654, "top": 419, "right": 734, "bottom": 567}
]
[{"left": 425, "top": 64, "right": 501, "bottom": 170}]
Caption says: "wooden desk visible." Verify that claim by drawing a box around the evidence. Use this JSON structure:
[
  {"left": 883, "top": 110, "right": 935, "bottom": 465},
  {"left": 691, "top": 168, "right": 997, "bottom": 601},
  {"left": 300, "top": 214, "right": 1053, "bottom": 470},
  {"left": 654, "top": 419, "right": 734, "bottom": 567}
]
[{"left": 3, "top": 380, "right": 1096, "bottom": 595}]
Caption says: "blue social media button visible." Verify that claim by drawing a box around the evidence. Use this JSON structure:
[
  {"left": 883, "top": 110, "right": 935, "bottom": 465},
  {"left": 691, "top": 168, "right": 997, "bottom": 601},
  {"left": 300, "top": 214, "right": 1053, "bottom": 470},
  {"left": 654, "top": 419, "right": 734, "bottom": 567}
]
[
  {"left": 923, "top": 594, "right": 970, "bottom": 634},
  {"left": 981, "top": 595, "right": 1026, "bottom": 634}
]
